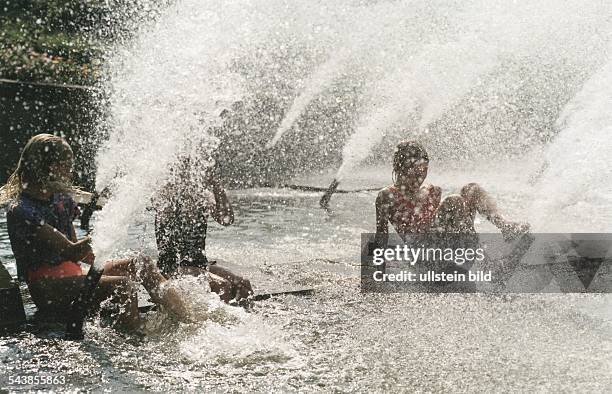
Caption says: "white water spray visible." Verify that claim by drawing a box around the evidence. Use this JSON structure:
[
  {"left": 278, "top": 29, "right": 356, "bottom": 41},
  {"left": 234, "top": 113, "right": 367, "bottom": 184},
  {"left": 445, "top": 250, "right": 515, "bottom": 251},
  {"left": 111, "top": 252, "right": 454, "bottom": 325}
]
[
  {"left": 335, "top": 0, "right": 612, "bottom": 177},
  {"left": 532, "top": 56, "right": 612, "bottom": 232},
  {"left": 92, "top": 0, "right": 612, "bottom": 259},
  {"left": 266, "top": 53, "right": 348, "bottom": 148},
  {"left": 93, "top": 1, "right": 252, "bottom": 261}
]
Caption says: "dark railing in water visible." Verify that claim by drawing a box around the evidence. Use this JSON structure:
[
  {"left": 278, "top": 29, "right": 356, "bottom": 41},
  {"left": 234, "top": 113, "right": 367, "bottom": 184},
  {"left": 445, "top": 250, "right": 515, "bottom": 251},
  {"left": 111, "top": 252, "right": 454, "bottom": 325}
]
[{"left": 0, "top": 261, "right": 26, "bottom": 333}]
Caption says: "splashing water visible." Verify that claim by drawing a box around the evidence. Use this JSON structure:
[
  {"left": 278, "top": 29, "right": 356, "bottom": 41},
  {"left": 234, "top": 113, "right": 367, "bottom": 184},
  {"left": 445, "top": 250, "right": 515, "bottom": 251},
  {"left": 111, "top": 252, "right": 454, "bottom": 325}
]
[
  {"left": 4, "top": 2, "right": 612, "bottom": 389},
  {"left": 179, "top": 315, "right": 300, "bottom": 367},
  {"left": 93, "top": 0, "right": 612, "bottom": 258},
  {"left": 334, "top": 1, "right": 612, "bottom": 177},
  {"left": 136, "top": 275, "right": 299, "bottom": 366},
  {"left": 93, "top": 1, "right": 249, "bottom": 260},
  {"left": 532, "top": 56, "right": 612, "bottom": 232},
  {"left": 266, "top": 53, "right": 349, "bottom": 148}
]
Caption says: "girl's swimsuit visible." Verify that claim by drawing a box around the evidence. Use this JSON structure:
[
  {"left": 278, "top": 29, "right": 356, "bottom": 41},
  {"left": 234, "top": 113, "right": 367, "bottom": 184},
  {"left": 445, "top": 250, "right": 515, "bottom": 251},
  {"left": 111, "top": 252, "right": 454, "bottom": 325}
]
[
  {"left": 388, "top": 184, "right": 440, "bottom": 234},
  {"left": 27, "top": 261, "right": 83, "bottom": 283},
  {"left": 6, "top": 192, "right": 83, "bottom": 283}
]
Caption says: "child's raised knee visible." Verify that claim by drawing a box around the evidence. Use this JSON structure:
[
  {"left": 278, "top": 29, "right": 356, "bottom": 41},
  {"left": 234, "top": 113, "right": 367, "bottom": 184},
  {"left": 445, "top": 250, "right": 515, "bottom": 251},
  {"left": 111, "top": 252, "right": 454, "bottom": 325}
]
[
  {"left": 135, "top": 254, "right": 156, "bottom": 271},
  {"left": 460, "top": 182, "right": 482, "bottom": 196},
  {"left": 460, "top": 182, "right": 485, "bottom": 205},
  {"left": 114, "top": 278, "right": 138, "bottom": 298}
]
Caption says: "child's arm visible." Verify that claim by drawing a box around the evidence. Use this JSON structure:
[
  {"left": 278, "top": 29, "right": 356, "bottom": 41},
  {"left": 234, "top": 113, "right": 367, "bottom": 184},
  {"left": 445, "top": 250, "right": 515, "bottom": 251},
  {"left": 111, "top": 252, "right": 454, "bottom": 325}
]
[
  {"left": 70, "top": 223, "right": 78, "bottom": 243},
  {"left": 460, "top": 183, "right": 530, "bottom": 239},
  {"left": 34, "top": 224, "right": 93, "bottom": 263},
  {"left": 208, "top": 178, "right": 234, "bottom": 226},
  {"left": 375, "top": 190, "right": 391, "bottom": 249}
]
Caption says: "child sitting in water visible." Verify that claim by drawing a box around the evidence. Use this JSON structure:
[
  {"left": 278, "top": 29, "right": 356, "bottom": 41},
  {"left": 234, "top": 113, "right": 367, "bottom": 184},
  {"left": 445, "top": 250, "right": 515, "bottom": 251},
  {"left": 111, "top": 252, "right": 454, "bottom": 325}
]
[
  {"left": 0, "top": 134, "right": 190, "bottom": 330},
  {"left": 375, "top": 140, "right": 529, "bottom": 245},
  {"left": 153, "top": 154, "right": 253, "bottom": 303}
]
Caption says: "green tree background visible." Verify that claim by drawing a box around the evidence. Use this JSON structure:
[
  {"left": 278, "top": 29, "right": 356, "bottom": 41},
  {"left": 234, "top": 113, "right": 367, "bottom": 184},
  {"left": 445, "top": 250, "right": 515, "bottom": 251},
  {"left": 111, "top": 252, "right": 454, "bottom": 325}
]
[{"left": 0, "top": 1, "right": 169, "bottom": 85}]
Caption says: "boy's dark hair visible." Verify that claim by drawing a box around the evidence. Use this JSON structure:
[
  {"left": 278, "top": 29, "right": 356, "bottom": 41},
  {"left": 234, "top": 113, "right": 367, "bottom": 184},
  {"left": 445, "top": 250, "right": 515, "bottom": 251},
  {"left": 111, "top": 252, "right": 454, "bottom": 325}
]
[{"left": 393, "top": 140, "right": 429, "bottom": 172}]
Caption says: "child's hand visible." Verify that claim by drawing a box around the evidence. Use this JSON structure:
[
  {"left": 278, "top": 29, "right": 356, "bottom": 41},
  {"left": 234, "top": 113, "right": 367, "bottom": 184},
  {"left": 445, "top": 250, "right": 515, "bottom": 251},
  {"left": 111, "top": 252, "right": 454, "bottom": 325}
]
[
  {"left": 82, "top": 251, "right": 96, "bottom": 265},
  {"left": 75, "top": 235, "right": 91, "bottom": 243},
  {"left": 234, "top": 277, "right": 253, "bottom": 302},
  {"left": 501, "top": 221, "right": 531, "bottom": 241},
  {"left": 77, "top": 236, "right": 93, "bottom": 248},
  {"left": 75, "top": 236, "right": 94, "bottom": 262}
]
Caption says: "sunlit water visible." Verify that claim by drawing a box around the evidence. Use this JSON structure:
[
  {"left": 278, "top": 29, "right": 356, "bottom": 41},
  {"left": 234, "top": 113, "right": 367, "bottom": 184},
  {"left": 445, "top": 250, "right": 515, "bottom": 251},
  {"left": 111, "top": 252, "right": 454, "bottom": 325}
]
[
  {"left": 1, "top": 163, "right": 611, "bottom": 392},
  {"left": 91, "top": 0, "right": 612, "bottom": 261},
  {"left": 2, "top": 0, "right": 612, "bottom": 390}
]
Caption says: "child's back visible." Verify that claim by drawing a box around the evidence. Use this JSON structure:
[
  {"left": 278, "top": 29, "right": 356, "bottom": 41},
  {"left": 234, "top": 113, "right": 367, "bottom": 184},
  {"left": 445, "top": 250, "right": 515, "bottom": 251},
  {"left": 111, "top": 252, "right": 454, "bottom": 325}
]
[{"left": 154, "top": 181, "right": 215, "bottom": 275}]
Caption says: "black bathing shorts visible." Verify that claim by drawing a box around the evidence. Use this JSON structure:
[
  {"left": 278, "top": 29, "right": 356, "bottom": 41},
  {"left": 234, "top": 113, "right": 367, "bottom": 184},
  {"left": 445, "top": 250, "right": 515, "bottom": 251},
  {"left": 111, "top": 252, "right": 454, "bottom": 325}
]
[{"left": 157, "top": 249, "right": 212, "bottom": 276}]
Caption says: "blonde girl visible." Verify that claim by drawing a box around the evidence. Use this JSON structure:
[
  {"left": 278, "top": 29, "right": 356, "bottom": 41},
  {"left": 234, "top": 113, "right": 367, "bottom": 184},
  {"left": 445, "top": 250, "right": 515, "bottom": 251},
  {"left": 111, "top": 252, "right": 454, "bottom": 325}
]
[{"left": 1, "top": 134, "right": 188, "bottom": 329}]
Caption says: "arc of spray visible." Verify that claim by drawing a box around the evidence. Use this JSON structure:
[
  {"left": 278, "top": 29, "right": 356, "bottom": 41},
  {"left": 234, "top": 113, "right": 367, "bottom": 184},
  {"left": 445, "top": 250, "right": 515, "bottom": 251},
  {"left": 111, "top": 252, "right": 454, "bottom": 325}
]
[
  {"left": 321, "top": 39, "right": 501, "bottom": 209},
  {"left": 266, "top": 52, "right": 348, "bottom": 149},
  {"left": 320, "top": 66, "right": 422, "bottom": 210}
]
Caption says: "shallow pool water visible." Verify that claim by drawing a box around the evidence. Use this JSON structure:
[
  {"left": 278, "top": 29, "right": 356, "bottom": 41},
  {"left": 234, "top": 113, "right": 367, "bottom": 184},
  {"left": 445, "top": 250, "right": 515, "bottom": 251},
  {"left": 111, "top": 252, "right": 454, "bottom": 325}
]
[{"left": 1, "top": 163, "right": 611, "bottom": 392}]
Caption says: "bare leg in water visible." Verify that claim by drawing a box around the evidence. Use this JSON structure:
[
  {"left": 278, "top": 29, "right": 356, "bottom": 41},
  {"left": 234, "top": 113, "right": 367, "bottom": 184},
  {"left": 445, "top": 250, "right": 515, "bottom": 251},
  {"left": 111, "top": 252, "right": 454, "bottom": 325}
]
[
  {"left": 97, "top": 256, "right": 191, "bottom": 328},
  {"left": 94, "top": 275, "right": 140, "bottom": 330},
  {"left": 177, "top": 265, "right": 253, "bottom": 303},
  {"left": 27, "top": 256, "right": 190, "bottom": 332},
  {"left": 459, "top": 183, "right": 530, "bottom": 238}
]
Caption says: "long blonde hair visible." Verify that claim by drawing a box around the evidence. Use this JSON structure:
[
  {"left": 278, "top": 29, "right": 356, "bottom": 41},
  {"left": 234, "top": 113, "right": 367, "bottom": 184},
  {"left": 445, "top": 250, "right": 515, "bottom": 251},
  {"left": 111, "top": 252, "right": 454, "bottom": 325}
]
[{"left": 0, "top": 134, "right": 75, "bottom": 204}]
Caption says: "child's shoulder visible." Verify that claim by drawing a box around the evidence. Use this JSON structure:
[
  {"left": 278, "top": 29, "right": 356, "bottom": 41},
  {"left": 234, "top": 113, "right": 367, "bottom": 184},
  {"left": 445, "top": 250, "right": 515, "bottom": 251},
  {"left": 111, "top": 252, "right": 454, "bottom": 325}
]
[
  {"left": 376, "top": 185, "right": 396, "bottom": 203},
  {"left": 379, "top": 184, "right": 397, "bottom": 193},
  {"left": 421, "top": 182, "right": 441, "bottom": 192},
  {"left": 6, "top": 194, "right": 44, "bottom": 223},
  {"left": 7, "top": 193, "right": 36, "bottom": 211}
]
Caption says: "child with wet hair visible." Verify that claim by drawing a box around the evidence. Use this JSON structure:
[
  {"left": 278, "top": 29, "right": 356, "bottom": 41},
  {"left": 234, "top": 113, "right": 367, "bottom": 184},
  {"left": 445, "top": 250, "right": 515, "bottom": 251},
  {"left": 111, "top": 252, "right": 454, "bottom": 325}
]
[
  {"left": 1, "top": 134, "right": 190, "bottom": 329},
  {"left": 375, "top": 140, "right": 529, "bottom": 245},
  {"left": 153, "top": 152, "right": 253, "bottom": 303},
  {"left": 375, "top": 141, "right": 441, "bottom": 243}
]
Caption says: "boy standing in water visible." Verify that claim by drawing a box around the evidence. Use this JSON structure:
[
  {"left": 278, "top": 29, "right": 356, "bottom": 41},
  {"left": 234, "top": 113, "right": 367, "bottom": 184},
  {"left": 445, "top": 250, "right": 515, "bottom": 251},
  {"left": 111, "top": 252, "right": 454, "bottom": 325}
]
[
  {"left": 1, "top": 134, "right": 190, "bottom": 330},
  {"left": 154, "top": 155, "right": 253, "bottom": 303},
  {"left": 375, "top": 141, "right": 529, "bottom": 246}
]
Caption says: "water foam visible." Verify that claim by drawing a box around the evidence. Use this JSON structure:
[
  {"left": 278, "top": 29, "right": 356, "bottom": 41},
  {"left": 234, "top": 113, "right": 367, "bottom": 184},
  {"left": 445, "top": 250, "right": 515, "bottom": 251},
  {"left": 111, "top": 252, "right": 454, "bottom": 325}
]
[{"left": 165, "top": 276, "right": 298, "bottom": 365}]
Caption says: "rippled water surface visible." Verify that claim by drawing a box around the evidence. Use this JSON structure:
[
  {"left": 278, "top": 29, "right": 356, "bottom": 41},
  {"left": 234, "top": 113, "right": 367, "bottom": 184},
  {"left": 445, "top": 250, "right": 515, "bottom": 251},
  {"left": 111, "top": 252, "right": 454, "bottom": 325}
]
[{"left": 1, "top": 164, "right": 611, "bottom": 392}]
